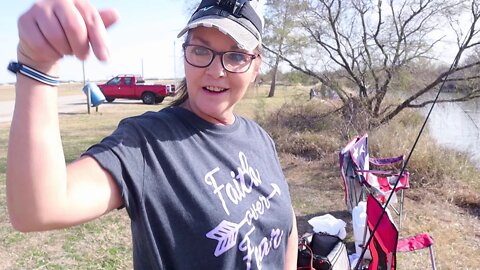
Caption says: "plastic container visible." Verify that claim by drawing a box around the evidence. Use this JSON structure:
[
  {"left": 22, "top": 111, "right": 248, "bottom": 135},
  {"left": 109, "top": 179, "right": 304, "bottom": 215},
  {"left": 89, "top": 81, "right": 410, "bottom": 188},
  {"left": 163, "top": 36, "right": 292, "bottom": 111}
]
[
  {"left": 82, "top": 82, "right": 105, "bottom": 107},
  {"left": 352, "top": 201, "right": 371, "bottom": 259},
  {"left": 308, "top": 214, "right": 347, "bottom": 239}
]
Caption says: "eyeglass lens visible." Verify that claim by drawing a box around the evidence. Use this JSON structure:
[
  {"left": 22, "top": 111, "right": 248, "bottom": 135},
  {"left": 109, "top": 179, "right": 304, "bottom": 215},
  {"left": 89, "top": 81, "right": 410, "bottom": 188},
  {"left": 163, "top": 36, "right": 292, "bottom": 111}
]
[{"left": 184, "top": 45, "right": 255, "bottom": 73}]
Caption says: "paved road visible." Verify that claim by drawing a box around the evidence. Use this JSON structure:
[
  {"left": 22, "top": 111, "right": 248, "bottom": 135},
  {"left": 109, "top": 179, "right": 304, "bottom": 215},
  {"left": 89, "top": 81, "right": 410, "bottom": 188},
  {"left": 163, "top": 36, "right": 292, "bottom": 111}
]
[{"left": 0, "top": 95, "right": 88, "bottom": 123}]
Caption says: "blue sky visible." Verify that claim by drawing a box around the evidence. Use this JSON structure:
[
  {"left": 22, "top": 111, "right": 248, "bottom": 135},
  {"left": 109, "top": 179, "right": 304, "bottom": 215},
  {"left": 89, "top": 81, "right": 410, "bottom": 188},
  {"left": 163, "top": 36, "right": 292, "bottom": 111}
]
[{"left": 0, "top": 1, "right": 191, "bottom": 84}]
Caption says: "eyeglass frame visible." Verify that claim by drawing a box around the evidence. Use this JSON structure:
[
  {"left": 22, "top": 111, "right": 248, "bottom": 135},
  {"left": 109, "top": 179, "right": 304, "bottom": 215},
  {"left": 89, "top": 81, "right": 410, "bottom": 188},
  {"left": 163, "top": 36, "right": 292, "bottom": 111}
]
[{"left": 182, "top": 43, "right": 260, "bottom": 74}]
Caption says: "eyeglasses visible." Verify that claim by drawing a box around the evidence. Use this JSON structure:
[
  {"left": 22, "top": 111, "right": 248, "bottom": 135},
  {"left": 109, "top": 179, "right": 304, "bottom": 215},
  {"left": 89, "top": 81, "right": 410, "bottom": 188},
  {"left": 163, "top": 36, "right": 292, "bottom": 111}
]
[{"left": 182, "top": 43, "right": 259, "bottom": 73}]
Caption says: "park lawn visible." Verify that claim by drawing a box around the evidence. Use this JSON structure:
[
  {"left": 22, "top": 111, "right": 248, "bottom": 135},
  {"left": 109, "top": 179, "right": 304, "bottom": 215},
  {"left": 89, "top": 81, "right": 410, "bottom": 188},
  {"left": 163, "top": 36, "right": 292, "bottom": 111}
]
[
  {"left": 0, "top": 83, "right": 479, "bottom": 269},
  {"left": 0, "top": 84, "right": 305, "bottom": 269}
]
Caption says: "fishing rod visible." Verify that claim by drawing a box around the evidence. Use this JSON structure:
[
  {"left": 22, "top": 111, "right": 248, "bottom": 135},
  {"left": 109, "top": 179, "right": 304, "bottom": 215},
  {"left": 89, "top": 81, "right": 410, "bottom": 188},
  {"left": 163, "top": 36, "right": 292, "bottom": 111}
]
[{"left": 353, "top": 15, "right": 475, "bottom": 270}]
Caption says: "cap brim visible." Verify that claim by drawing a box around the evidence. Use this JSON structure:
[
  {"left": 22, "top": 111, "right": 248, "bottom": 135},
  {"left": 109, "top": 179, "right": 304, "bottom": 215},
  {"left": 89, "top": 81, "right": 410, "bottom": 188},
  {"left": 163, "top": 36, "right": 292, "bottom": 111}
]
[{"left": 177, "top": 15, "right": 260, "bottom": 51}]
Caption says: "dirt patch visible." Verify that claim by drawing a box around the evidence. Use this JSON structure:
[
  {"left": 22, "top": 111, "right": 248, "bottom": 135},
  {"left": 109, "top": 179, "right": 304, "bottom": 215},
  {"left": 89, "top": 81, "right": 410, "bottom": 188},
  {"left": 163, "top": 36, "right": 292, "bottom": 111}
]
[
  {"left": 280, "top": 153, "right": 354, "bottom": 246},
  {"left": 454, "top": 192, "right": 480, "bottom": 218}
]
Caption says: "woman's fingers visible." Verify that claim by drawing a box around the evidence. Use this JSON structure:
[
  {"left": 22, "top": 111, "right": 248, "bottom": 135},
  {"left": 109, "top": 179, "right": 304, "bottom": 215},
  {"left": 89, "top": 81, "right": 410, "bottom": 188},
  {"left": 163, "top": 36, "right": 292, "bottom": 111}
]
[
  {"left": 18, "top": 10, "right": 62, "bottom": 64},
  {"left": 74, "top": 1, "right": 112, "bottom": 61},
  {"left": 99, "top": 9, "right": 120, "bottom": 30},
  {"left": 36, "top": 4, "right": 75, "bottom": 57},
  {"left": 17, "top": 0, "right": 119, "bottom": 68},
  {"left": 53, "top": 1, "right": 90, "bottom": 60}
]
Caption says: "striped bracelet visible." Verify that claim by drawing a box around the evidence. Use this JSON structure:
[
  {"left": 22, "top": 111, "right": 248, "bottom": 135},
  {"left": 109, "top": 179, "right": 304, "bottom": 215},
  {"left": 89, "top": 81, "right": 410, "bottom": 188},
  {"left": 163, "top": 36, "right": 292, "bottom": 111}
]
[{"left": 7, "top": 61, "right": 60, "bottom": 86}]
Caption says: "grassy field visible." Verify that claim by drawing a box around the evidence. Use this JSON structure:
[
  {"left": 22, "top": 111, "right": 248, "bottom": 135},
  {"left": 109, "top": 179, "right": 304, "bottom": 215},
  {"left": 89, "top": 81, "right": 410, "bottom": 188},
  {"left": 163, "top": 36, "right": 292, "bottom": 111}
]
[
  {"left": 0, "top": 83, "right": 84, "bottom": 101},
  {"left": 0, "top": 83, "right": 479, "bottom": 269}
]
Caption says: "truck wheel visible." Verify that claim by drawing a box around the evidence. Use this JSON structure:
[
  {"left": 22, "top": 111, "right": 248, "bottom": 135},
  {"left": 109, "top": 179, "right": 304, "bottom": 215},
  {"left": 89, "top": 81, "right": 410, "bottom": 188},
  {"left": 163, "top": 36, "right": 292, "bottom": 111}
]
[
  {"left": 155, "top": 97, "right": 165, "bottom": 104},
  {"left": 106, "top": 97, "right": 115, "bottom": 103},
  {"left": 142, "top": 92, "right": 155, "bottom": 104}
]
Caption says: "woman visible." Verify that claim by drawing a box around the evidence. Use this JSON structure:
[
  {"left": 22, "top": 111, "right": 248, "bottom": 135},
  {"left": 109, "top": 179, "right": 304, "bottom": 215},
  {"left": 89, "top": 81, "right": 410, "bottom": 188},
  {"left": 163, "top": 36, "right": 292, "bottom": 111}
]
[{"left": 6, "top": 0, "right": 298, "bottom": 269}]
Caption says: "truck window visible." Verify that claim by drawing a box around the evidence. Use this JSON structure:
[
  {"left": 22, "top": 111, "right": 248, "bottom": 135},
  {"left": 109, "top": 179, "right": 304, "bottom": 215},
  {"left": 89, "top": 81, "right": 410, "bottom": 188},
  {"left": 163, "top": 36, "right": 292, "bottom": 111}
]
[
  {"left": 124, "top": 77, "right": 132, "bottom": 85},
  {"left": 107, "top": 77, "right": 121, "bottom": 85}
]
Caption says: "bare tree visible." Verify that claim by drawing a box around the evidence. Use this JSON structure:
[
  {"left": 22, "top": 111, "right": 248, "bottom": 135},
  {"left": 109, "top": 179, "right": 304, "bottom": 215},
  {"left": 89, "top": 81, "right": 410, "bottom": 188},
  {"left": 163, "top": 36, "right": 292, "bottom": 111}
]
[
  {"left": 263, "top": 0, "right": 308, "bottom": 97},
  {"left": 264, "top": 0, "right": 480, "bottom": 128}
]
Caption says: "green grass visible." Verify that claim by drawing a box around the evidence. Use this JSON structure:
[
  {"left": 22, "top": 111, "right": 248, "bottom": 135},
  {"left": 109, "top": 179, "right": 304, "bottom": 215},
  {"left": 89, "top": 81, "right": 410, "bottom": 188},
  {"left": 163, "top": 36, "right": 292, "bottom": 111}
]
[
  {"left": 0, "top": 83, "right": 303, "bottom": 269},
  {"left": 0, "top": 83, "right": 479, "bottom": 269}
]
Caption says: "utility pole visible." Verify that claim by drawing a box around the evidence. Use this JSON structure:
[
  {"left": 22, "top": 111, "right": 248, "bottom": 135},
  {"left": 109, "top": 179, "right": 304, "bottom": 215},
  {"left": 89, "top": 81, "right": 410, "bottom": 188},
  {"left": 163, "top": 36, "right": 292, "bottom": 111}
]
[
  {"left": 83, "top": 61, "right": 91, "bottom": 114},
  {"left": 173, "top": 40, "right": 177, "bottom": 83},
  {"left": 141, "top": 58, "right": 144, "bottom": 78}
]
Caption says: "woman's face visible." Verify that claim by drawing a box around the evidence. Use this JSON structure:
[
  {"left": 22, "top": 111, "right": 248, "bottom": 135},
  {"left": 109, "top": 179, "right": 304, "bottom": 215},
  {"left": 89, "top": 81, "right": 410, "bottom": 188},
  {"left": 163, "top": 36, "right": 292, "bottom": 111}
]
[{"left": 183, "top": 27, "right": 261, "bottom": 125}]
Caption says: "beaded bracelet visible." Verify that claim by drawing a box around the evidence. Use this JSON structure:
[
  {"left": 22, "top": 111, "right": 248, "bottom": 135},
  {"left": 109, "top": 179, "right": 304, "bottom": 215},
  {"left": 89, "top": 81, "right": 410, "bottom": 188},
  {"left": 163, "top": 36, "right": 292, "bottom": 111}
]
[{"left": 7, "top": 61, "right": 60, "bottom": 86}]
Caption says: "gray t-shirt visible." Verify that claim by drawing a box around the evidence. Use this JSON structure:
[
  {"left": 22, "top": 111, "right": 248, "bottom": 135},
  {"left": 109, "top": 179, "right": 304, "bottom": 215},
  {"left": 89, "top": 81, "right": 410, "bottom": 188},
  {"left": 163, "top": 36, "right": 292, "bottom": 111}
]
[{"left": 84, "top": 107, "right": 293, "bottom": 270}]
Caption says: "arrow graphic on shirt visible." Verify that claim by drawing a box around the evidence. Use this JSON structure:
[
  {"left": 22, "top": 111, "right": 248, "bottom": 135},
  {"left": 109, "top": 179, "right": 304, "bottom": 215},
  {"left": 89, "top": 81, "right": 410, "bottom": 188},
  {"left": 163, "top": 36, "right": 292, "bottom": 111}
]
[{"left": 206, "top": 184, "right": 281, "bottom": 257}]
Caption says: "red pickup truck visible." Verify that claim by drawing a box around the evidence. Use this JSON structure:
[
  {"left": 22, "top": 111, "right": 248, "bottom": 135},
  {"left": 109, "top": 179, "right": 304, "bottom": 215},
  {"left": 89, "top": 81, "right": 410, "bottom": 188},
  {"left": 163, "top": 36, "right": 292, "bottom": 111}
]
[{"left": 97, "top": 75, "right": 176, "bottom": 104}]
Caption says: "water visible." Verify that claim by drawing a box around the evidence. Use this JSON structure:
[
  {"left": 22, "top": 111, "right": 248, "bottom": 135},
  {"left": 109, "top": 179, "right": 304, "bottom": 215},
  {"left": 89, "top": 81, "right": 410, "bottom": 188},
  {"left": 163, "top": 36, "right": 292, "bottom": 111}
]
[{"left": 426, "top": 96, "right": 480, "bottom": 167}]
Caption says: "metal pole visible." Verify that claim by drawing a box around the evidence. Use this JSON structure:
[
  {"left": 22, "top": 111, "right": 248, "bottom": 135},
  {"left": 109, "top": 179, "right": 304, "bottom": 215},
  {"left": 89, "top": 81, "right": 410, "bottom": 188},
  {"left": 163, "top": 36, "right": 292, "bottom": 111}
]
[
  {"left": 83, "top": 61, "right": 91, "bottom": 114},
  {"left": 173, "top": 40, "right": 177, "bottom": 83}
]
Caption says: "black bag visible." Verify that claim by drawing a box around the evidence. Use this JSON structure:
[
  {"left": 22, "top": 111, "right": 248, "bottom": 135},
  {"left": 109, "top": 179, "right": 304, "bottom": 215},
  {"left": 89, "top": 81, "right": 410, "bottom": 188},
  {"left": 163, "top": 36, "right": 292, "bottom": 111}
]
[
  {"left": 297, "top": 232, "right": 350, "bottom": 270},
  {"left": 310, "top": 232, "right": 342, "bottom": 257},
  {"left": 297, "top": 242, "right": 332, "bottom": 270}
]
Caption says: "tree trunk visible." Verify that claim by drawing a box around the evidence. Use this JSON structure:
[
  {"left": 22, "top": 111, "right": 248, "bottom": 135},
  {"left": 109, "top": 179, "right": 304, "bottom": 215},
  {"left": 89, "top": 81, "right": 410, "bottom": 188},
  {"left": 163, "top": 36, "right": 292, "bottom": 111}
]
[{"left": 268, "top": 56, "right": 280, "bottom": 97}]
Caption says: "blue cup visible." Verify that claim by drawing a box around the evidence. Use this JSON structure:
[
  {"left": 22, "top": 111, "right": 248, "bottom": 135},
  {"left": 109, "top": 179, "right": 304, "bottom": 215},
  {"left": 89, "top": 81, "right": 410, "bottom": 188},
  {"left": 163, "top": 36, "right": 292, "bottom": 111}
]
[{"left": 82, "top": 82, "right": 105, "bottom": 107}]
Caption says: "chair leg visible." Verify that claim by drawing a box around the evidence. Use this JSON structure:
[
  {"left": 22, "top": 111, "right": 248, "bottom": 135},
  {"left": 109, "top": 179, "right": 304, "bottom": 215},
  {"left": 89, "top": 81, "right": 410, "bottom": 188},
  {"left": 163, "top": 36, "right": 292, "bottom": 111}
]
[
  {"left": 361, "top": 216, "right": 371, "bottom": 259},
  {"left": 387, "top": 252, "right": 393, "bottom": 270},
  {"left": 429, "top": 245, "right": 437, "bottom": 270},
  {"left": 399, "top": 189, "right": 404, "bottom": 229}
]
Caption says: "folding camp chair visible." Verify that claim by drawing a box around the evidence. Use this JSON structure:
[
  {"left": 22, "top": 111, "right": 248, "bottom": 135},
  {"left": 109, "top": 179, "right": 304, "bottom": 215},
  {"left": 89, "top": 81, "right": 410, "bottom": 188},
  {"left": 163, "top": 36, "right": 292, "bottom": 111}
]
[
  {"left": 339, "top": 134, "right": 410, "bottom": 228},
  {"left": 356, "top": 195, "right": 437, "bottom": 270},
  {"left": 339, "top": 134, "right": 368, "bottom": 212}
]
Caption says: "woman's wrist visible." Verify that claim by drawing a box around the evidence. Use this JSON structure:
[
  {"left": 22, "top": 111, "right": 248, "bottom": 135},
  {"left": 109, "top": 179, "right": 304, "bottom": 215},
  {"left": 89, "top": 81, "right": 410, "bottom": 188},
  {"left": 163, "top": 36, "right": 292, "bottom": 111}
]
[
  {"left": 12, "top": 48, "right": 61, "bottom": 87},
  {"left": 17, "top": 46, "right": 60, "bottom": 78},
  {"left": 8, "top": 62, "right": 60, "bottom": 87}
]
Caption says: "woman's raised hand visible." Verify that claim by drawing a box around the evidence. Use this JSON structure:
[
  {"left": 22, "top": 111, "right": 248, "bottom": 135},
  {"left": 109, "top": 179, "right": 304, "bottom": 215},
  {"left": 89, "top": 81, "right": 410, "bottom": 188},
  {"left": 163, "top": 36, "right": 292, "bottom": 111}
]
[{"left": 17, "top": 0, "right": 119, "bottom": 73}]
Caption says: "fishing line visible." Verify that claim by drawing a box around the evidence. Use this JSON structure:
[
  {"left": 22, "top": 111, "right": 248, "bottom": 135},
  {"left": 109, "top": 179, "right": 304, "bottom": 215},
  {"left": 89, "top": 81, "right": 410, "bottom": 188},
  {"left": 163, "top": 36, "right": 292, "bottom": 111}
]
[{"left": 455, "top": 102, "right": 480, "bottom": 131}]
